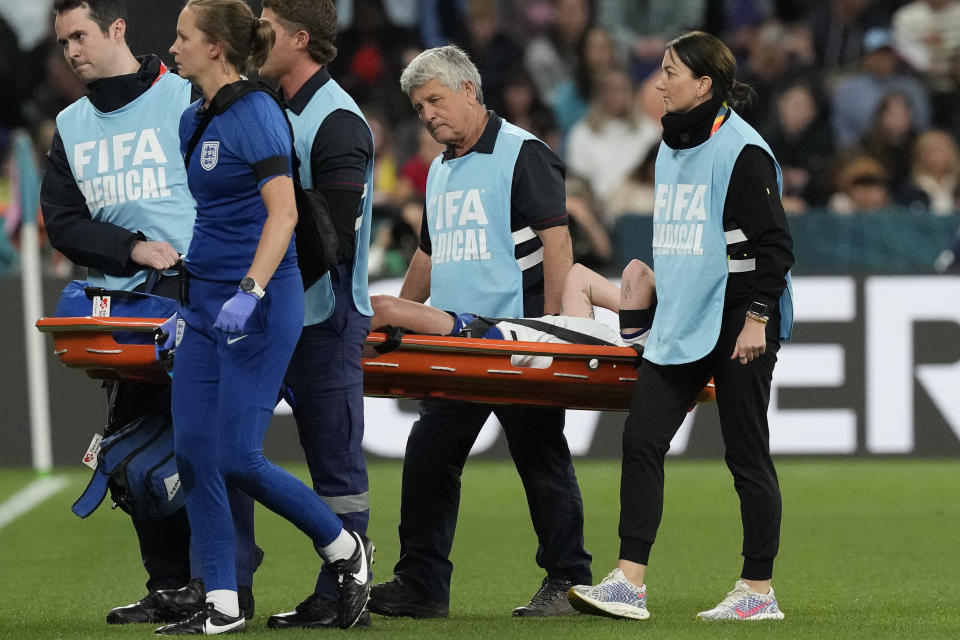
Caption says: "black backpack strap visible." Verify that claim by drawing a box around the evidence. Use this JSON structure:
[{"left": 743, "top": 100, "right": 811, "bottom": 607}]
[
  {"left": 182, "top": 107, "right": 217, "bottom": 171},
  {"left": 479, "top": 316, "right": 618, "bottom": 347},
  {"left": 372, "top": 325, "right": 415, "bottom": 354},
  {"left": 184, "top": 81, "right": 294, "bottom": 170}
]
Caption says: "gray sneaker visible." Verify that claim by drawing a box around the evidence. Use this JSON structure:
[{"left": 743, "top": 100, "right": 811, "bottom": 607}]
[{"left": 512, "top": 576, "right": 579, "bottom": 617}]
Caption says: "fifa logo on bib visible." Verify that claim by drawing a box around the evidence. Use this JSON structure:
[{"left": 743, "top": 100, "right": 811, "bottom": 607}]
[
  {"left": 200, "top": 141, "right": 220, "bottom": 171},
  {"left": 428, "top": 188, "right": 492, "bottom": 264}
]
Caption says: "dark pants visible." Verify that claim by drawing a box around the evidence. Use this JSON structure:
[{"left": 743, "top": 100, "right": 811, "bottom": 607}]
[
  {"left": 283, "top": 264, "right": 370, "bottom": 600},
  {"left": 394, "top": 400, "right": 592, "bottom": 603},
  {"left": 619, "top": 304, "right": 782, "bottom": 580},
  {"left": 107, "top": 379, "right": 191, "bottom": 592}
]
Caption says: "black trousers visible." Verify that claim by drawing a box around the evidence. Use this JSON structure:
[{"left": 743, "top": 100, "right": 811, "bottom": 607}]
[
  {"left": 619, "top": 305, "right": 782, "bottom": 581},
  {"left": 106, "top": 274, "right": 190, "bottom": 593},
  {"left": 394, "top": 400, "right": 593, "bottom": 603},
  {"left": 106, "top": 379, "right": 191, "bottom": 593}
]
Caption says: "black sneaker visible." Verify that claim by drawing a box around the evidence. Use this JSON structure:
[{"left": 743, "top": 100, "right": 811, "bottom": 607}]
[
  {"left": 512, "top": 576, "right": 580, "bottom": 617},
  {"left": 329, "top": 532, "right": 374, "bottom": 629},
  {"left": 369, "top": 577, "right": 449, "bottom": 619},
  {"left": 107, "top": 591, "right": 173, "bottom": 624},
  {"left": 155, "top": 603, "right": 245, "bottom": 635},
  {"left": 151, "top": 580, "right": 205, "bottom": 621},
  {"left": 151, "top": 580, "right": 255, "bottom": 622},
  {"left": 267, "top": 593, "right": 371, "bottom": 629}
]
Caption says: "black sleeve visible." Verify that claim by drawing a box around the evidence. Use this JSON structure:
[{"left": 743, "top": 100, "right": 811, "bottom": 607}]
[
  {"left": 419, "top": 199, "right": 431, "bottom": 255},
  {"left": 722, "top": 144, "right": 795, "bottom": 308},
  {"left": 511, "top": 139, "right": 568, "bottom": 230},
  {"left": 310, "top": 109, "right": 373, "bottom": 261},
  {"left": 40, "top": 128, "right": 142, "bottom": 274}
]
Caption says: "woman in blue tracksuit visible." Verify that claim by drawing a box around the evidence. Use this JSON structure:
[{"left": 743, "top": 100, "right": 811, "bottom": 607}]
[{"left": 160, "top": 0, "right": 371, "bottom": 634}]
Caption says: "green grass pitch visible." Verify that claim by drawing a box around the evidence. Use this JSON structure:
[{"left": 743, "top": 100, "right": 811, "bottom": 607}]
[{"left": 0, "top": 459, "right": 957, "bottom": 639}]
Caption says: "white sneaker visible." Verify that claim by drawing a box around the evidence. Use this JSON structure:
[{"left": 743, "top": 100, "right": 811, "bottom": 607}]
[
  {"left": 696, "top": 580, "right": 785, "bottom": 621},
  {"left": 567, "top": 568, "right": 650, "bottom": 620}
]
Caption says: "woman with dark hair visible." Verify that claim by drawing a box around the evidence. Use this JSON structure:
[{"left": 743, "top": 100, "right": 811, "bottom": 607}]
[
  {"left": 859, "top": 91, "right": 920, "bottom": 197},
  {"left": 160, "top": 0, "right": 372, "bottom": 633},
  {"left": 568, "top": 30, "right": 794, "bottom": 622}
]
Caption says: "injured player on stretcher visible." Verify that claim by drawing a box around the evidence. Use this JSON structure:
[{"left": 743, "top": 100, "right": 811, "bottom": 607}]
[{"left": 368, "top": 260, "right": 656, "bottom": 366}]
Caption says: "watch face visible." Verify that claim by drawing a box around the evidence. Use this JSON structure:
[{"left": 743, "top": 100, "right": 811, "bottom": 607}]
[
  {"left": 240, "top": 277, "right": 255, "bottom": 292},
  {"left": 749, "top": 301, "right": 769, "bottom": 315}
]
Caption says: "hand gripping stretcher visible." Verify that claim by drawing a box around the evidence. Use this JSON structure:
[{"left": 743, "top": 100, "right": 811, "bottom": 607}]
[{"left": 35, "top": 316, "right": 715, "bottom": 411}]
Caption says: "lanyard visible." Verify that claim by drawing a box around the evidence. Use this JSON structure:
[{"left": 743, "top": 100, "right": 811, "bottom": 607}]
[
  {"left": 151, "top": 62, "right": 169, "bottom": 87},
  {"left": 710, "top": 101, "right": 729, "bottom": 138}
]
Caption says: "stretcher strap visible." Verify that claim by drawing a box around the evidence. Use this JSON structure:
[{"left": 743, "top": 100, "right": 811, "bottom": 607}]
[
  {"left": 477, "top": 316, "right": 618, "bottom": 347},
  {"left": 372, "top": 325, "right": 416, "bottom": 354}
]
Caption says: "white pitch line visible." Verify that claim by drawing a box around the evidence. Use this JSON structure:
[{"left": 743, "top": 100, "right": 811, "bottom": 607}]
[{"left": 0, "top": 475, "right": 70, "bottom": 530}]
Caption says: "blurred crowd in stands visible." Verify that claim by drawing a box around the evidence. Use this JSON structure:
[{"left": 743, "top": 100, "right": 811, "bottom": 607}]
[{"left": 1, "top": 0, "right": 960, "bottom": 279}]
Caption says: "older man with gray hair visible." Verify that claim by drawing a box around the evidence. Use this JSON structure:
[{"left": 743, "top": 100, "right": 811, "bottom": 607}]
[{"left": 368, "top": 45, "right": 592, "bottom": 619}]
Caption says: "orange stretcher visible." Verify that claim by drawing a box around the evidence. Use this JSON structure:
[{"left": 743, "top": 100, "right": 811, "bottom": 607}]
[{"left": 36, "top": 317, "right": 715, "bottom": 411}]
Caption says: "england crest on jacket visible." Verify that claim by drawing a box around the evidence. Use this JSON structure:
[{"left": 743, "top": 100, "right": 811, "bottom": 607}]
[{"left": 200, "top": 141, "right": 219, "bottom": 171}]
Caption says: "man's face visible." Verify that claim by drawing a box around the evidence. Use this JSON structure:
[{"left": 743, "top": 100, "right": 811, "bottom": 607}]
[
  {"left": 409, "top": 77, "right": 476, "bottom": 147},
  {"left": 55, "top": 6, "right": 121, "bottom": 83},
  {"left": 259, "top": 8, "right": 300, "bottom": 80}
]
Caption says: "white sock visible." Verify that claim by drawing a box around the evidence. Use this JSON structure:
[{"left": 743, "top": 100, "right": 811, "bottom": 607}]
[
  {"left": 321, "top": 529, "right": 357, "bottom": 563},
  {"left": 620, "top": 328, "right": 649, "bottom": 347},
  {"left": 206, "top": 589, "right": 240, "bottom": 618}
]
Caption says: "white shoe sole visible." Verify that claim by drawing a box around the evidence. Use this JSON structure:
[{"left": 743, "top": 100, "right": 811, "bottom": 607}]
[
  {"left": 567, "top": 590, "right": 650, "bottom": 620},
  {"left": 696, "top": 611, "right": 785, "bottom": 621}
]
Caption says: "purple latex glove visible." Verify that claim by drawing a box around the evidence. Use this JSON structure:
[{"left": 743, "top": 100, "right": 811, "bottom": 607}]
[
  {"left": 214, "top": 290, "right": 259, "bottom": 333},
  {"left": 156, "top": 314, "right": 178, "bottom": 352}
]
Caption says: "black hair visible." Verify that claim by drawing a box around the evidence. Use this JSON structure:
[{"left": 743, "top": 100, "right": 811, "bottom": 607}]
[
  {"left": 53, "top": 0, "right": 127, "bottom": 33},
  {"left": 665, "top": 30, "right": 755, "bottom": 109}
]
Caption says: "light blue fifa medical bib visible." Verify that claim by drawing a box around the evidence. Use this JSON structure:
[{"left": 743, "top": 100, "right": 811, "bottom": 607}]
[
  {"left": 56, "top": 71, "right": 195, "bottom": 291},
  {"left": 424, "top": 120, "right": 534, "bottom": 317},
  {"left": 645, "top": 109, "right": 794, "bottom": 365},
  {"left": 287, "top": 78, "right": 374, "bottom": 325}
]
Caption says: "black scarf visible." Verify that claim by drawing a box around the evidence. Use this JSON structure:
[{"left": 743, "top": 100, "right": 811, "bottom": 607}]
[
  {"left": 660, "top": 93, "right": 726, "bottom": 150},
  {"left": 86, "top": 54, "right": 164, "bottom": 113}
]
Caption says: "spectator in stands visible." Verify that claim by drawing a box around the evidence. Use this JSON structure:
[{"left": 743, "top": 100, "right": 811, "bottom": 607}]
[
  {"left": 827, "top": 152, "right": 893, "bottom": 213},
  {"left": 902, "top": 129, "right": 960, "bottom": 214},
  {"left": 607, "top": 145, "right": 658, "bottom": 222},
  {"left": 500, "top": 66, "right": 561, "bottom": 150},
  {"left": 860, "top": 91, "right": 922, "bottom": 196},
  {"left": 565, "top": 174, "right": 613, "bottom": 268},
  {"left": 369, "top": 125, "right": 444, "bottom": 278},
  {"left": 596, "top": 0, "right": 705, "bottom": 80},
  {"left": 892, "top": 0, "right": 960, "bottom": 92},
  {"left": 806, "top": 0, "right": 893, "bottom": 70},
  {"left": 831, "top": 27, "right": 931, "bottom": 147},
  {"left": 550, "top": 25, "right": 619, "bottom": 134},
  {"left": 930, "top": 47, "right": 960, "bottom": 131},
  {"left": 565, "top": 68, "right": 660, "bottom": 212},
  {"left": 763, "top": 78, "right": 835, "bottom": 211},
  {"left": 458, "top": 0, "right": 524, "bottom": 115},
  {"left": 328, "top": 0, "right": 420, "bottom": 124},
  {"left": 524, "top": 0, "right": 593, "bottom": 104},
  {"left": 736, "top": 20, "right": 815, "bottom": 127}
]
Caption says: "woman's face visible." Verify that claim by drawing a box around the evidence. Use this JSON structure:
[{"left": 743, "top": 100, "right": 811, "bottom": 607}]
[
  {"left": 918, "top": 133, "right": 956, "bottom": 176},
  {"left": 170, "top": 8, "right": 216, "bottom": 84},
  {"left": 877, "top": 95, "right": 913, "bottom": 140},
  {"left": 599, "top": 70, "right": 632, "bottom": 117},
  {"left": 777, "top": 85, "right": 817, "bottom": 135},
  {"left": 584, "top": 28, "right": 615, "bottom": 71},
  {"left": 654, "top": 47, "right": 708, "bottom": 114}
]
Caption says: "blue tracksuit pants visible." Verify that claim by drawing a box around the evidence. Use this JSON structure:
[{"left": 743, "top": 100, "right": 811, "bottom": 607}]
[{"left": 172, "top": 272, "right": 344, "bottom": 591}]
